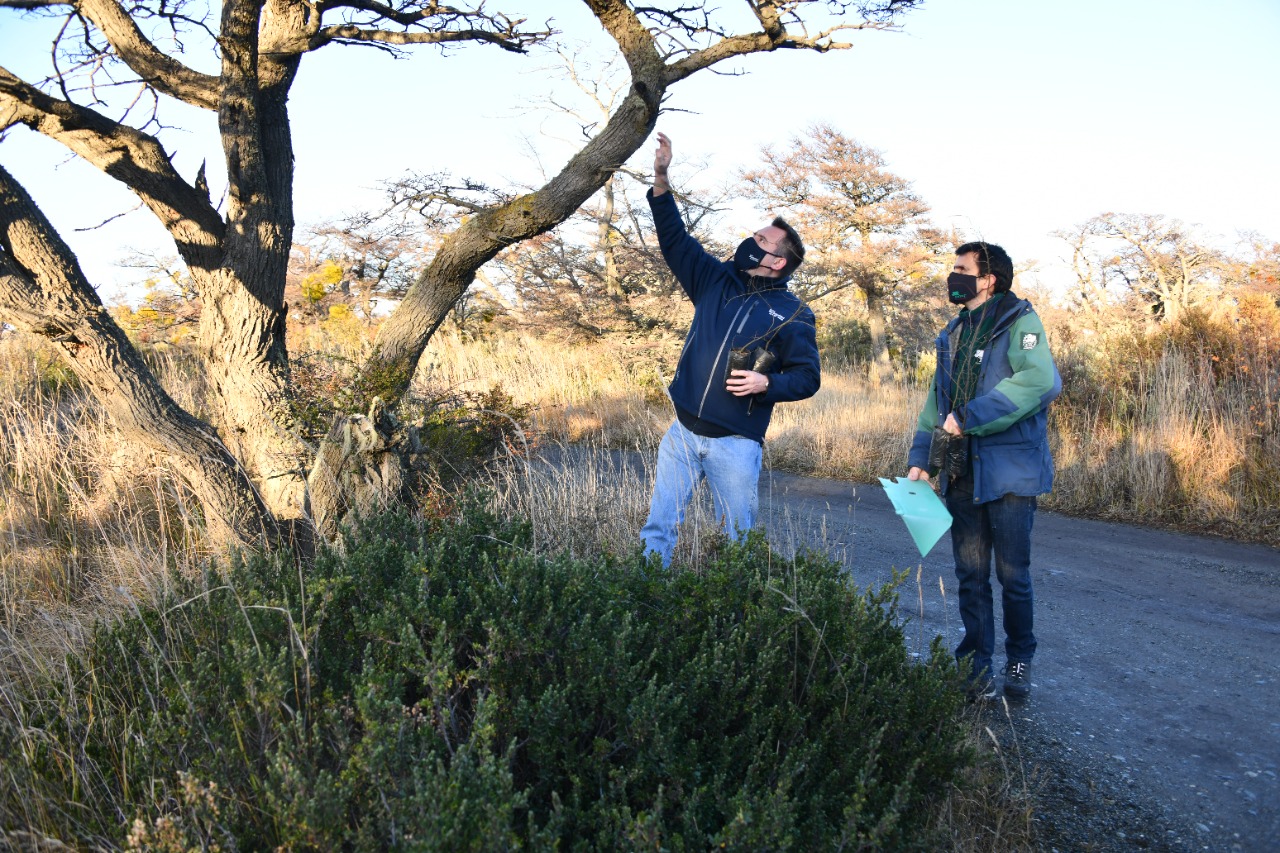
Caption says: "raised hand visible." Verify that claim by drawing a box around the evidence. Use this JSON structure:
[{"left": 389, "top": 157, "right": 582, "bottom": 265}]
[{"left": 653, "top": 132, "right": 672, "bottom": 195}]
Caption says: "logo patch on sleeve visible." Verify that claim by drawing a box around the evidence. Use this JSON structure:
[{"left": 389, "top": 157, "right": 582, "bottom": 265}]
[{"left": 1020, "top": 333, "right": 1039, "bottom": 350}]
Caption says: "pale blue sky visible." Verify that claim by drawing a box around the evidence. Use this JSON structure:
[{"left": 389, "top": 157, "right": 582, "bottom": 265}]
[{"left": 2, "top": 0, "right": 1278, "bottom": 299}]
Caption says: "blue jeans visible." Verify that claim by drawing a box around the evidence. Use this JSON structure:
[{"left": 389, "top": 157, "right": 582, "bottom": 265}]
[
  {"left": 945, "top": 474, "right": 1037, "bottom": 682},
  {"left": 640, "top": 420, "right": 762, "bottom": 567}
]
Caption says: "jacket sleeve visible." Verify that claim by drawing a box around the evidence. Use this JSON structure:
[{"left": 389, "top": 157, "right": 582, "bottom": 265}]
[
  {"left": 907, "top": 376, "right": 940, "bottom": 471},
  {"left": 647, "top": 188, "right": 725, "bottom": 303},
  {"left": 760, "top": 304, "right": 821, "bottom": 404},
  {"left": 960, "top": 311, "right": 1061, "bottom": 437}
]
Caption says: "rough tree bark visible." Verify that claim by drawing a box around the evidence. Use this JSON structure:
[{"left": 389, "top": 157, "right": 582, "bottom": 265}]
[
  {"left": 1, "top": 0, "right": 547, "bottom": 543},
  {"left": 0, "top": 165, "right": 278, "bottom": 547},
  {"left": 864, "top": 285, "right": 891, "bottom": 384},
  {"left": 599, "top": 174, "right": 623, "bottom": 298}
]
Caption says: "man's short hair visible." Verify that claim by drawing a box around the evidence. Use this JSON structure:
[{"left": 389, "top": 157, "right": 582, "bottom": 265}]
[
  {"left": 956, "top": 241, "right": 1013, "bottom": 293},
  {"left": 773, "top": 216, "right": 805, "bottom": 276}
]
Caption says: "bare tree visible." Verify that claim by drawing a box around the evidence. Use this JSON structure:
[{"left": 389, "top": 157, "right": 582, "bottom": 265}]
[
  {"left": 475, "top": 143, "right": 732, "bottom": 340},
  {"left": 531, "top": 43, "right": 632, "bottom": 298},
  {"left": 1061, "top": 212, "right": 1225, "bottom": 326},
  {"left": 0, "top": 0, "right": 922, "bottom": 547},
  {"left": 301, "top": 213, "right": 437, "bottom": 321},
  {"left": 741, "top": 123, "right": 935, "bottom": 381},
  {"left": 1224, "top": 232, "right": 1280, "bottom": 305},
  {"left": 1055, "top": 223, "right": 1121, "bottom": 325}
]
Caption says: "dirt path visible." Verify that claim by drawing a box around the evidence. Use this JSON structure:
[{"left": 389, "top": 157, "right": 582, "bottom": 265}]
[{"left": 757, "top": 469, "right": 1280, "bottom": 852}]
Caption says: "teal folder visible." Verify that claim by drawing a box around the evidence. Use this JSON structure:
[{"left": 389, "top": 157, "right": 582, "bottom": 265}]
[{"left": 878, "top": 477, "right": 953, "bottom": 558}]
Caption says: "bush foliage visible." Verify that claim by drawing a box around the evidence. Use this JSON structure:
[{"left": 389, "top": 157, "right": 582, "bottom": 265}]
[{"left": 2, "top": 504, "right": 969, "bottom": 850}]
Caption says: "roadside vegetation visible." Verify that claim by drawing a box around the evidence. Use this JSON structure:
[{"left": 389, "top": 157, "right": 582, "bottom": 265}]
[
  {"left": 4, "top": 271, "right": 1276, "bottom": 846},
  {"left": 424, "top": 300, "right": 1280, "bottom": 544},
  {"left": 3, "top": 500, "right": 980, "bottom": 850},
  {"left": 1, "top": 6, "right": 1275, "bottom": 840}
]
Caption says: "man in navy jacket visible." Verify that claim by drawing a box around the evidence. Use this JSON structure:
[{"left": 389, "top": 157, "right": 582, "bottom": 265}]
[{"left": 641, "top": 132, "right": 820, "bottom": 566}]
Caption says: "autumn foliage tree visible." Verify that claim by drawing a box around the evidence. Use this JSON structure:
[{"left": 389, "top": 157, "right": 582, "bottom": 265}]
[
  {"left": 0, "top": 0, "right": 922, "bottom": 548},
  {"left": 741, "top": 123, "right": 939, "bottom": 380}
]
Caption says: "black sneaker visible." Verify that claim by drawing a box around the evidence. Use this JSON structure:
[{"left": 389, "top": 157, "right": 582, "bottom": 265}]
[{"left": 1003, "top": 661, "right": 1031, "bottom": 698}]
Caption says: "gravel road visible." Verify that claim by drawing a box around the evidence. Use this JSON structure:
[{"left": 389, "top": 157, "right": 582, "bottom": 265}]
[{"left": 756, "top": 469, "right": 1280, "bottom": 852}]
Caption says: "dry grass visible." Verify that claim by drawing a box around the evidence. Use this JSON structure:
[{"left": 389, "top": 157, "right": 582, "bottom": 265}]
[
  {"left": 426, "top": 330, "right": 1279, "bottom": 545},
  {"left": 1050, "top": 345, "right": 1280, "bottom": 539},
  {"left": 482, "top": 442, "right": 655, "bottom": 561},
  {"left": 4, "top": 324, "right": 1276, "bottom": 632},
  {"left": 0, "top": 335, "right": 208, "bottom": 686},
  {"left": 421, "top": 330, "right": 924, "bottom": 480},
  {"left": 767, "top": 371, "right": 923, "bottom": 480},
  {"left": 419, "top": 330, "right": 674, "bottom": 450},
  {"left": 2, "top": 321, "right": 1275, "bottom": 850}
]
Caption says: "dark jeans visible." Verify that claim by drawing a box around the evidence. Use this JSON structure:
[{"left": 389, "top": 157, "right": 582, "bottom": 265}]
[{"left": 945, "top": 473, "right": 1037, "bottom": 682}]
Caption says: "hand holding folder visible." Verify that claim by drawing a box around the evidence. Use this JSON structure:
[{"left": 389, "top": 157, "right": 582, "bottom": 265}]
[{"left": 878, "top": 477, "right": 953, "bottom": 558}]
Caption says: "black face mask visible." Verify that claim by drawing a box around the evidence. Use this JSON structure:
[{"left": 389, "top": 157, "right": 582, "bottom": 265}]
[
  {"left": 947, "top": 272, "right": 980, "bottom": 304},
  {"left": 734, "top": 237, "right": 779, "bottom": 273}
]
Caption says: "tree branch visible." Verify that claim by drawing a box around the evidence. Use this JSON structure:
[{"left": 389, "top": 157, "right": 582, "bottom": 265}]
[
  {"left": 308, "top": 25, "right": 537, "bottom": 51},
  {"left": 76, "top": 0, "right": 220, "bottom": 110},
  {"left": 667, "top": 0, "right": 918, "bottom": 80},
  {"left": 0, "top": 0, "right": 222, "bottom": 109},
  {"left": 0, "top": 64, "right": 225, "bottom": 272}
]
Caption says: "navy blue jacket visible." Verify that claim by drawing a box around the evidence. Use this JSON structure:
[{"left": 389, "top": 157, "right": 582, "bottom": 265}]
[
  {"left": 649, "top": 189, "right": 820, "bottom": 443},
  {"left": 908, "top": 292, "right": 1062, "bottom": 504}
]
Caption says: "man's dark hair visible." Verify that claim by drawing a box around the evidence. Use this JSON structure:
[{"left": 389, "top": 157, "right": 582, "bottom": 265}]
[
  {"left": 773, "top": 216, "right": 805, "bottom": 276},
  {"left": 956, "top": 241, "right": 1013, "bottom": 293}
]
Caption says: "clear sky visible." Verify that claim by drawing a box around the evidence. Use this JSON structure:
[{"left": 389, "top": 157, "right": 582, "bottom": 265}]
[{"left": 2, "top": 0, "right": 1278, "bottom": 300}]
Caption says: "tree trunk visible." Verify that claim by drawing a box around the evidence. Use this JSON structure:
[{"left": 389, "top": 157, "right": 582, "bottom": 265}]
[
  {"left": 0, "top": 165, "right": 279, "bottom": 548},
  {"left": 195, "top": 0, "right": 311, "bottom": 522},
  {"left": 306, "top": 400, "right": 408, "bottom": 540},
  {"left": 865, "top": 288, "right": 891, "bottom": 385},
  {"left": 599, "top": 174, "right": 623, "bottom": 298}
]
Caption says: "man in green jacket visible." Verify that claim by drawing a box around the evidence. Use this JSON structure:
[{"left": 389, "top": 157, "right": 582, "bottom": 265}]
[{"left": 906, "top": 242, "right": 1061, "bottom": 699}]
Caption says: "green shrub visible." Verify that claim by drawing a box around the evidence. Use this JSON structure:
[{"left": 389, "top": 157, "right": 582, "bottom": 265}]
[
  {"left": 1, "top": 503, "right": 970, "bottom": 850},
  {"left": 817, "top": 313, "right": 872, "bottom": 367}
]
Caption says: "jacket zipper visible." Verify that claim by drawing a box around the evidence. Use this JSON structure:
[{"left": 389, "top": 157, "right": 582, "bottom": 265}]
[{"left": 697, "top": 302, "right": 754, "bottom": 418}]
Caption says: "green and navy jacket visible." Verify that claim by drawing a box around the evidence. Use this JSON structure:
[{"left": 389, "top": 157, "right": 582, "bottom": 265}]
[
  {"left": 908, "top": 292, "right": 1061, "bottom": 503},
  {"left": 648, "top": 188, "right": 820, "bottom": 443}
]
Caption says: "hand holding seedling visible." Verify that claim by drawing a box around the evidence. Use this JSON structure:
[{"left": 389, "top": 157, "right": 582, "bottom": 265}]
[{"left": 726, "top": 370, "right": 768, "bottom": 396}]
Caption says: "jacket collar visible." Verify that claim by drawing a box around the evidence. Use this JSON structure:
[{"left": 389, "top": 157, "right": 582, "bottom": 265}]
[
  {"left": 734, "top": 265, "right": 791, "bottom": 293},
  {"left": 948, "top": 291, "right": 1029, "bottom": 336}
]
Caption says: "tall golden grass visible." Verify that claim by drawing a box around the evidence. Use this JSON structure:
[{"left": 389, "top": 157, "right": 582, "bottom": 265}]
[
  {"left": 1048, "top": 332, "right": 1280, "bottom": 538},
  {"left": 4, "top": 323, "right": 1275, "bottom": 639},
  {"left": 425, "top": 328, "right": 1280, "bottom": 544},
  {"left": 422, "top": 330, "right": 923, "bottom": 480}
]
